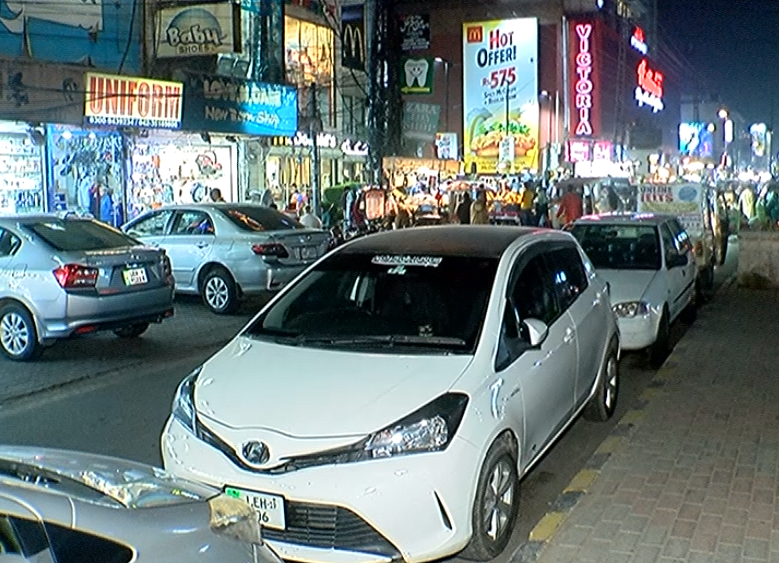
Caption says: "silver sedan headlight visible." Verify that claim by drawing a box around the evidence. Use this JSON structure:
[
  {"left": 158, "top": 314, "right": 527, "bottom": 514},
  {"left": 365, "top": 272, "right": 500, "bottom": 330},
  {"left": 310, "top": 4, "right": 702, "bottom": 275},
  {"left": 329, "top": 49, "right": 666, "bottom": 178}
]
[{"left": 612, "top": 301, "right": 650, "bottom": 318}]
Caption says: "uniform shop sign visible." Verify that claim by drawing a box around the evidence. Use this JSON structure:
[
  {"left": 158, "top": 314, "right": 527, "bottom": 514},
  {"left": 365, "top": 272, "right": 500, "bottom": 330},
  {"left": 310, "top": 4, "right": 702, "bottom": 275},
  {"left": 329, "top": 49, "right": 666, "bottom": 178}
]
[
  {"left": 156, "top": 3, "right": 235, "bottom": 58},
  {"left": 182, "top": 73, "right": 298, "bottom": 136},
  {"left": 84, "top": 73, "right": 183, "bottom": 128}
]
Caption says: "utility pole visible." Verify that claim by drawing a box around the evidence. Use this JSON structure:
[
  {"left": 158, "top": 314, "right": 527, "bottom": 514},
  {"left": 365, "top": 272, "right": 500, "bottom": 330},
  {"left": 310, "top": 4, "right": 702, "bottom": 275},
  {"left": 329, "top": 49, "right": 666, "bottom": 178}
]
[
  {"left": 309, "top": 82, "right": 321, "bottom": 216},
  {"left": 365, "top": 0, "right": 382, "bottom": 184}
]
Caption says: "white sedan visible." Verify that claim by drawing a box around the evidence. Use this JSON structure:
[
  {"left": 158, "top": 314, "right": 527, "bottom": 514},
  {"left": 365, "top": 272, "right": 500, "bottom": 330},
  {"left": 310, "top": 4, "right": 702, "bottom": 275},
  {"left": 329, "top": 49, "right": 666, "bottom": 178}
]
[
  {"left": 161, "top": 225, "right": 620, "bottom": 563},
  {"left": 569, "top": 213, "right": 698, "bottom": 366}
]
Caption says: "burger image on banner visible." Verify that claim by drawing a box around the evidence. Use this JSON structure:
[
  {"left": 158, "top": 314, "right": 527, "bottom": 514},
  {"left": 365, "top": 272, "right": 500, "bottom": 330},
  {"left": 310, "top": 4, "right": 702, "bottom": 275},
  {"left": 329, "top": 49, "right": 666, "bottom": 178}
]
[{"left": 462, "top": 18, "right": 539, "bottom": 174}]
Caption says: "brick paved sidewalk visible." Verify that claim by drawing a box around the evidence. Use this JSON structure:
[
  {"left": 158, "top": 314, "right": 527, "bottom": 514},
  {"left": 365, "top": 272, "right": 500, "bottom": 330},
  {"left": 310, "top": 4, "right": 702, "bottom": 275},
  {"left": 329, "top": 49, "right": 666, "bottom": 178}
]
[{"left": 527, "top": 286, "right": 779, "bottom": 563}]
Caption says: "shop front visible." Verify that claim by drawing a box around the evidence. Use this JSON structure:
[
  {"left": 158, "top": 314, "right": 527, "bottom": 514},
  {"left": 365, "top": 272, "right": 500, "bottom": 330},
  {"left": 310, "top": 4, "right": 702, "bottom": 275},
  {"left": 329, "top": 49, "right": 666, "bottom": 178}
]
[
  {"left": 384, "top": 156, "right": 460, "bottom": 190},
  {"left": 178, "top": 72, "right": 298, "bottom": 211}
]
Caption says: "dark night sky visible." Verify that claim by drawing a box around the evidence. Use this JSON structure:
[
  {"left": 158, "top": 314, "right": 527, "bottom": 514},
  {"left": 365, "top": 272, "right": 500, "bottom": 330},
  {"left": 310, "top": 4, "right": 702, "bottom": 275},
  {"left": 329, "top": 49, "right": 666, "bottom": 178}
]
[{"left": 657, "top": 0, "right": 779, "bottom": 125}]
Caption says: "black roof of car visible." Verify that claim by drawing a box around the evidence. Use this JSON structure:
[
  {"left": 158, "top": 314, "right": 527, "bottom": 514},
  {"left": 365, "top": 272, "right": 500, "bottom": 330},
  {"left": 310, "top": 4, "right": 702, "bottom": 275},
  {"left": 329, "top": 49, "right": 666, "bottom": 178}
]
[{"left": 340, "top": 225, "right": 542, "bottom": 258}]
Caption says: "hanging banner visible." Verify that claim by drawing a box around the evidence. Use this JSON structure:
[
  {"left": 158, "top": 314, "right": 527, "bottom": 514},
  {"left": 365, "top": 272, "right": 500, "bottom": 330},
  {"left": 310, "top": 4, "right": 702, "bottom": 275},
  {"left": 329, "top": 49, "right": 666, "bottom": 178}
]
[
  {"left": 462, "top": 18, "right": 539, "bottom": 174},
  {"left": 156, "top": 3, "right": 235, "bottom": 58},
  {"left": 84, "top": 73, "right": 183, "bottom": 128},
  {"left": 182, "top": 73, "right": 297, "bottom": 136}
]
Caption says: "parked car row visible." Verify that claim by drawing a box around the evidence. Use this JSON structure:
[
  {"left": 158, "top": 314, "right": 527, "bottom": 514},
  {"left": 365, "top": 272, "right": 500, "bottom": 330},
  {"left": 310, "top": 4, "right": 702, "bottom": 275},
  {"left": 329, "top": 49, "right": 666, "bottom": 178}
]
[
  {"left": 0, "top": 204, "right": 329, "bottom": 361},
  {"left": 1, "top": 211, "right": 702, "bottom": 563}
]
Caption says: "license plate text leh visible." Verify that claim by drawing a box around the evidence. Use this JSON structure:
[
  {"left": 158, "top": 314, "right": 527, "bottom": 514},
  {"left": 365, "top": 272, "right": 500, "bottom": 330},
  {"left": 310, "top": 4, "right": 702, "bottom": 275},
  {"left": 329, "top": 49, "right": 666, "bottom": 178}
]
[
  {"left": 225, "top": 487, "right": 286, "bottom": 530},
  {"left": 122, "top": 267, "right": 148, "bottom": 286}
]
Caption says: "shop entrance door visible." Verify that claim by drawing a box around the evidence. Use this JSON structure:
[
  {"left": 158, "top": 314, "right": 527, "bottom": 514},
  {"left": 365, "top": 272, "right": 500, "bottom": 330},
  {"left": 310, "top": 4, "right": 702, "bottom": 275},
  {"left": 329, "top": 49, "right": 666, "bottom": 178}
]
[{"left": 164, "top": 210, "right": 216, "bottom": 291}]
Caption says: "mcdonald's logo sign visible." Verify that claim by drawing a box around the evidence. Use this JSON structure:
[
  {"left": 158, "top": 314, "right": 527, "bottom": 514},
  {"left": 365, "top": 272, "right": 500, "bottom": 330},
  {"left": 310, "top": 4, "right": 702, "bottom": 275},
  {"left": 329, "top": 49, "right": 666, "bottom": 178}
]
[
  {"left": 466, "top": 25, "right": 483, "bottom": 43},
  {"left": 341, "top": 5, "right": 365, "bottom": 71}
]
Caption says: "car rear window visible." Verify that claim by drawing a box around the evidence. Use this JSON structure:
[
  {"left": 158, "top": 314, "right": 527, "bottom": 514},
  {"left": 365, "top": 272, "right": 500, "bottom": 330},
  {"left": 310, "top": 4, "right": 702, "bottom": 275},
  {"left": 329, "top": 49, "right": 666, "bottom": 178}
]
[
  {"left": 569, "top": 223, "right": 661, "bottom": 270},
  {"left": 25, "top": 219, "right": 139, "bottom": 251},
  {"left": 219, "top": 205, "right": 303, "bottom": 232}
]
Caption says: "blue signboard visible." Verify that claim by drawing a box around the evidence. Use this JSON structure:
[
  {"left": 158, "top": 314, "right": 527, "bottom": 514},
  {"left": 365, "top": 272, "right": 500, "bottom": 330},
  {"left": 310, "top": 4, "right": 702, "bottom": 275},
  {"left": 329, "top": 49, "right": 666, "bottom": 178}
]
[
  {"left": 0, "top": 0, "right": 140, "bottom": 72},
  {"left": 182, "top": 73, "right": 298, "bottom": 136}
]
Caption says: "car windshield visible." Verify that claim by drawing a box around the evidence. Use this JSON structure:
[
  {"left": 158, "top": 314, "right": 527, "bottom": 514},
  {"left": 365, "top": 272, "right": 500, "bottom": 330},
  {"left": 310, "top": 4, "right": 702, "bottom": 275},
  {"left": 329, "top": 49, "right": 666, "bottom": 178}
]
[
  {"left": 220, "top": 205, "right": 303, "bottom": 232},
  {"left": 25, "top": 219, "right": 138, "bottom": 251},
  {"left": 570, "top": 223, "right": 661, "bottom": 270},
  {"left": 245, "top": 252, "right": 498, "bottom": 354}
]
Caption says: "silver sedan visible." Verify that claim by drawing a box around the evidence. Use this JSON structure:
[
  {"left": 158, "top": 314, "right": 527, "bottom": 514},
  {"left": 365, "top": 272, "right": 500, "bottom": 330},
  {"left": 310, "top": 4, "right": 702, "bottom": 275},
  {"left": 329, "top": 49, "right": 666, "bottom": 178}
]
[
  {"left": 0, "top": 215, "right": 175, "bottom": 361},
  {"left": 0, "top": 445, "right": 283, "bottom": 563},
  {"left": 122, "top": 204, "right": 330, "bottom": 314}
]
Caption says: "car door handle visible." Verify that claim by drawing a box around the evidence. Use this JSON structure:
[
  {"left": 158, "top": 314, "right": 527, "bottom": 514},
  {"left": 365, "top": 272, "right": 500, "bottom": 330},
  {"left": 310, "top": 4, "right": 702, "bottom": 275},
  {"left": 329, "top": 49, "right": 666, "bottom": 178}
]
[
  {"left": 563, "top": 328, "right": 575, "bottom": 344},
  {"left": 196, "top": 242, "right": 210, "bottom": 249},
  {"left": 592, "top": 292, "right": 602, "bottom": 306}
]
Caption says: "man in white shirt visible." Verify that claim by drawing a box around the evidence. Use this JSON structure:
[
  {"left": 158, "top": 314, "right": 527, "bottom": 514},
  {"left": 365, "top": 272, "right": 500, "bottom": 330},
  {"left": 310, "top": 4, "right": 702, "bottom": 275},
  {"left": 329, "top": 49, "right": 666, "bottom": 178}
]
[{"left": 299, "top": 205, "right": 323, "bottom": 229}]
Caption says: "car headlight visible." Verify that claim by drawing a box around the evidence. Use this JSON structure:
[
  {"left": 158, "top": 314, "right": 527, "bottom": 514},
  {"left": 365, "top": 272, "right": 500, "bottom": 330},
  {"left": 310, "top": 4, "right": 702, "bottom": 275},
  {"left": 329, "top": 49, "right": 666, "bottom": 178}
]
[
  {"left": 172, "top": 367, "right": 201, "bottom": 432},
  {"left": 612, "top": 301, "right": 650, "bottom": 318}
]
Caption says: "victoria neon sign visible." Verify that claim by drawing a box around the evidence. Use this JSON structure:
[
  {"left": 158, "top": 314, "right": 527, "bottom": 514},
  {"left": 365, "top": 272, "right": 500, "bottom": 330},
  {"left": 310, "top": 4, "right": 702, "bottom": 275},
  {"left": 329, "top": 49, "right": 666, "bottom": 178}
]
[
  {"left": 572, "top": 22, "right": 595, "bottom": 136},
  {"left": 635, "top": 59, "right": 664, "bottom": 113}
]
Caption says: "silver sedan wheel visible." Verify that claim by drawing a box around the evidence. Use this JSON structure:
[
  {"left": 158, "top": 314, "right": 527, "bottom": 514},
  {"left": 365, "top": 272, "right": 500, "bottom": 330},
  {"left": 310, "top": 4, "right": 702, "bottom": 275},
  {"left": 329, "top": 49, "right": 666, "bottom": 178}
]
[
  {"left": 1, "top": 312, "right": 30, "bottom": 356},
  {"left": 204, "top": 276, "right": 230, "bottom": 310},
  {"left": 483, "top": 458, "right": 515, "bottom": 541},
  {"left": 605, "top": 356, "right": 618, "bottom": 411}
]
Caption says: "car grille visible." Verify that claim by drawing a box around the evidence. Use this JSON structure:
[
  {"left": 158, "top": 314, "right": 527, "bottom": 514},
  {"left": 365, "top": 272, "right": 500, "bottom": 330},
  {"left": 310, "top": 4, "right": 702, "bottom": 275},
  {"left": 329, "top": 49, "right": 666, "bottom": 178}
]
[{"left": 263, "top": 500, "right": 400, "bottom": 558}]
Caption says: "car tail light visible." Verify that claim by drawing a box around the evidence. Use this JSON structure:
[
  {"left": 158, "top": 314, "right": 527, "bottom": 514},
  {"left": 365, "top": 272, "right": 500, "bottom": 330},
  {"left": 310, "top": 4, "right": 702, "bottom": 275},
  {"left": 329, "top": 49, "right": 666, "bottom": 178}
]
[
  {"left": 161, "top": 253, "right": 173, "bottom": 281},
  {"left": 53, "top": 264, "right": 98, "bottom": 289},
  {"left": 251, "top": 243, "right": 289, "bottom": 258}
]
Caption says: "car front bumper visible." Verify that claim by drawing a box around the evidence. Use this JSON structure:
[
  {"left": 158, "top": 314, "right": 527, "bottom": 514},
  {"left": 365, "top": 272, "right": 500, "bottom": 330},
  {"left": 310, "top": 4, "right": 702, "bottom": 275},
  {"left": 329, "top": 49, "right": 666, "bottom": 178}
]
[
  {"left": 39, "top": 285, "right": 174, "bottom": 340},
  {"left": 161, "top": 417, "right": 481, "bottom": 563},
  {"left": 615, "top": 313, "right": 657, "bottom": 350}
]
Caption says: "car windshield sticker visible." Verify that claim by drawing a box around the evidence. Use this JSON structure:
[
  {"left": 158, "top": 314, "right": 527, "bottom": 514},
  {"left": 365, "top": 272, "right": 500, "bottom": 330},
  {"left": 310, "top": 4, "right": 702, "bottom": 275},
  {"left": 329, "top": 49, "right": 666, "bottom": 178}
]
[
  {"left": 371, "top": 255, "right": 443, "bottom": 268},
  {"left": 388, "top": 265, "right": 407, "bottom": 275}
]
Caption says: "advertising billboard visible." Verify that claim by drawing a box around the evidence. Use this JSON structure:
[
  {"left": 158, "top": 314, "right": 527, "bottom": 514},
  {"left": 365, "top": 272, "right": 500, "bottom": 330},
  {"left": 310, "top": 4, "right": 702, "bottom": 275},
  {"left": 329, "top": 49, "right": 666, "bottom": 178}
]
[
  {"left": 679, "top": 122, "right": 713, "bottom": 158},
  {"left": 85, "top": 73, "right": 183, "bottom": 129},
  {"left": 569, "top": 20, "right": 599, "bottom": 139},
  {"left": 156, "top": 3, "right": 235, "bottom": 58},
  {"left": 463, "top": 18, "right": 539, "bottom": 174}
]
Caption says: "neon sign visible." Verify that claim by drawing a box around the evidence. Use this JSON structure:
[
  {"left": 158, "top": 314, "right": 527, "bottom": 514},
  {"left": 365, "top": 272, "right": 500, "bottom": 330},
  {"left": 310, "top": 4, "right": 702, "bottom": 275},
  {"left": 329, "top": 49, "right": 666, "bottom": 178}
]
[
  {"left": 635, "top": 59, "right": 664, "bottom": 113},
  {"left": 631, "top": 26, "right": 648, "bottom": 54},
  {"left": 573, "top": 23, "right": 594, "bottom": 136}
]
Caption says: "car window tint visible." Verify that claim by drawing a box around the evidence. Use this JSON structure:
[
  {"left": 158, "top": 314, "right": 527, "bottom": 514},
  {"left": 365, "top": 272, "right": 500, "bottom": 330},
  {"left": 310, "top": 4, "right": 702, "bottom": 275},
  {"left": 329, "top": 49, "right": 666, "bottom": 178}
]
[
  {"left": 125, "top": 211, "right": 172, "bottom": 237},
  {"left": 0, "top": 514, "right": 23, "bottom": 554},
  {"left": 220, "top": 205, "right": 303, "bottom": 232},
  {"left": 570, "top": 223, "right": 661, "bottom": 270},
  {"left": 8, "top": 516, "right": 48, "bottom": 557},
  {"left": 0, "top": 228, "right": 21, "bottom": 257},
  {"left": 25, "top": 220, "right": 138, "bottom": 252},
  {"left": 659, "top": 224, "right": 677, "bottom": 259},
  {"left": 545, "top": 246, "right": 589, "bottom": 311},
  {"left": 45, "top": 520, "right": 133, "bottom": 563},
  {"left": 511, "top": 254, "right": 559, "bottom": 326},
  {"left": 170, "top": 211, "right": 214, "bottom": 235}
]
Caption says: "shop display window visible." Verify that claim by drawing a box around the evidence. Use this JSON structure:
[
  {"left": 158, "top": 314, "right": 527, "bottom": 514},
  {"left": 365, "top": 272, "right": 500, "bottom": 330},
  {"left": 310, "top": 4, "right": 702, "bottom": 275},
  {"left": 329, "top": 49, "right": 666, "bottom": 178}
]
[
  {"left": 47, "top": 126, "right": 125, "bottom": 227},
  {"left": 127, "top": 141, "right": 236, "bottom": 220},
  {"left": 0, "top": 132, "right": 45, "bottom": 215}
]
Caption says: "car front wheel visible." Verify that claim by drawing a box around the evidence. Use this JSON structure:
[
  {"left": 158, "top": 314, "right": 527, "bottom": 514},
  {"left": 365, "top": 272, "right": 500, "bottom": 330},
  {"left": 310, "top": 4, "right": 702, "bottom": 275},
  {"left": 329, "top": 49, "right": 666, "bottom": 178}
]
[
  {"left": 0, "top": 303, "right": 42, "bottom": 361},
  {"left": 461, "top": 435, "right": 519, "bottom": 561},
  {"left": 649, "top": 309, "right": 670, "bottom": 367}
]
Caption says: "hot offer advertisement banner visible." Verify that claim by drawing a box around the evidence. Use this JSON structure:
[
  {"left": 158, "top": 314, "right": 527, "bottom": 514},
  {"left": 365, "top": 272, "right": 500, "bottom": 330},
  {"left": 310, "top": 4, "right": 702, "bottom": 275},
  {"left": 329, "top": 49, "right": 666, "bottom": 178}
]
[
  {"left": 85, "top": 73, "right": 183, "bottom": 128},
  {"left": 462, "top": 18, "right": 539, "bottom": 174}
]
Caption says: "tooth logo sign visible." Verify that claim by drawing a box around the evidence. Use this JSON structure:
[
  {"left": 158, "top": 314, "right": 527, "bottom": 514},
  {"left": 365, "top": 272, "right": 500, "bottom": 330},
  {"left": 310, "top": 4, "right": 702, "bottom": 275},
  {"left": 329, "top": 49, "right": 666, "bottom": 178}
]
[{"left": 401, "top": 58, "right": 433, "bottom": 94}]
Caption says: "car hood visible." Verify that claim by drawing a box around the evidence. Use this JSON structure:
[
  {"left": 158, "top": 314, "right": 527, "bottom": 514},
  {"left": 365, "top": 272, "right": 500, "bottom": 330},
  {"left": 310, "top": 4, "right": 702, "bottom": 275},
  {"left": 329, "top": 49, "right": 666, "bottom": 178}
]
[
  {"left": 597, "top": 269, "right": 659, "bottom": 304},
  {"left": 195, "top": 335, "right": 474, "bottom": 437}
]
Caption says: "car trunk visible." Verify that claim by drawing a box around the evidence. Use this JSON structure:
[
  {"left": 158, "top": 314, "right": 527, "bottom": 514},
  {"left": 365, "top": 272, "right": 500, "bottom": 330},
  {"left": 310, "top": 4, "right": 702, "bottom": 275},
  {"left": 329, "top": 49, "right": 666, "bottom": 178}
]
[
  {"left": 258, "top": 230, "right": 330, "bottom": 266},
  {"left": 80, "top": 247, "right": 168, "bottom": 295}
]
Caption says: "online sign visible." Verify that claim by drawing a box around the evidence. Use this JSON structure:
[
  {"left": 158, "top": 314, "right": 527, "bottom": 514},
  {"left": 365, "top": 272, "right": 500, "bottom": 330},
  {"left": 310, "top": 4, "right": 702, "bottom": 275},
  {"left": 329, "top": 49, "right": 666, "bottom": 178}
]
[
  {"left": 635, "top": 59, "right": 664, "bottom": 113},
  {"left": 573, "top": 23, "right": 594, "bottom": 136},
  {"left": 85, "top": 73, "right": 182, "bottom": 128}
]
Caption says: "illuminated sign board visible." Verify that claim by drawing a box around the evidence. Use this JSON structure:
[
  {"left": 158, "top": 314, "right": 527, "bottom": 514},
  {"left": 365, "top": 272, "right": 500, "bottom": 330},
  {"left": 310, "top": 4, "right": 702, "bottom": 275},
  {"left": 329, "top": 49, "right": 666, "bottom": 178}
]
[
  {"left": 572, "top": 22, "right": 595, "bottom": 136},
  {"left": 635, "top": 59, "right": 664, "bottom": 113},
  {"left": 85, "top": 73, "right": 182, "bottom": 128},
  {"left": 593, "top": 141, "right": 612, "bottom": 161},
  {"left": 631, "top": 26, "right": 648, "bottom": 54},
  {"left": 567, "top": 139, "right": 591, "bottom": 163}
]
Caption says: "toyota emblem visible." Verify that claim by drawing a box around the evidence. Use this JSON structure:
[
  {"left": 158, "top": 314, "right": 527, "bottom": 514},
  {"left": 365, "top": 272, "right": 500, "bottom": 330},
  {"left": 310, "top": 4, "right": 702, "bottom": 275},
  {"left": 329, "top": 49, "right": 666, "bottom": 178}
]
[{"left": 241, "top": 440, "right": 271, "bottom": 466}]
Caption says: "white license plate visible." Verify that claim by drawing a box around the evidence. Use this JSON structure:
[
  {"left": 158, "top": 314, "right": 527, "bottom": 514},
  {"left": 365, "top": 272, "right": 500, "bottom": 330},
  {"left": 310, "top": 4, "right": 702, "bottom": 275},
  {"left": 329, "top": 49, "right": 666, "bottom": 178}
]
[
  {"left": 122, "top": 267, "right": 148, "bottom": 286},
  {"left": 225, "top": 487, "right": 286, "bottom": 530},
  {"left": 301, "top": 246, "right": 318, "bottom": 260}
]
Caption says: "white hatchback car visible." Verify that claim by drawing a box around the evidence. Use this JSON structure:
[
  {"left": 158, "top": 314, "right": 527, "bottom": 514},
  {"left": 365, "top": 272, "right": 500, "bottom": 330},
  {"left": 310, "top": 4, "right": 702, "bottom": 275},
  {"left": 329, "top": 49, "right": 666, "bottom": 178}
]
[
  {"left": 161, "top": 226, "right": 620, "bottom": 563},
  {"left": 569, "top": 213, "right": 698, "bottom": 365}
]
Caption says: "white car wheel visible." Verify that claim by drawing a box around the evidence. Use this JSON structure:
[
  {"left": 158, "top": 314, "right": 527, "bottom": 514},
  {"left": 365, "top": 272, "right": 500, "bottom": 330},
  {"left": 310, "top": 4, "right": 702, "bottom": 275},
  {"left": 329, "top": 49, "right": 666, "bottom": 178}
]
[
  {"left": 584, "top": 339, "right": 619, "bottom": 421},
  {"left": 0, "top": 304, "right": 42, "bottom": 361}
]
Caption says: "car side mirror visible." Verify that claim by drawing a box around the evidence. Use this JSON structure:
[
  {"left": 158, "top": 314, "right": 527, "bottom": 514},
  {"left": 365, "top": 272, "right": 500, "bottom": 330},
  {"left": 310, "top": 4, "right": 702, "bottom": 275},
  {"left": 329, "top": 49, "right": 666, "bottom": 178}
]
[
  {"left": 667, "top": 252, "right": 689, "bottom": 268},
  {"left": 522, "top": 318, "right": 549, "bottom": 347}
]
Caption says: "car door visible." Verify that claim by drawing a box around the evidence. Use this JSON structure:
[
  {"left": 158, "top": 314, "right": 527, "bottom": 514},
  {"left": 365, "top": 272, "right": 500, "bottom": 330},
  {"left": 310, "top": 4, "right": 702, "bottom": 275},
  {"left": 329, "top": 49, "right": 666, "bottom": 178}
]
[
  {"left": 123, "top": 210, "right": 173, "bottom": 248},
  {"left": 544, "top": 243, "right": 607, "bottom": 409},
  {"left": 496, "top": 245, "right": 578, "bottom": 464},
  {"left": 163, "top": 210, "right": 216, "bottom": 289},
  {"left": 659, "top": 222, "right": 693, "bottom": 320},
  {"left": 0, "top": 228, "right": 21, "bottom": 295}
]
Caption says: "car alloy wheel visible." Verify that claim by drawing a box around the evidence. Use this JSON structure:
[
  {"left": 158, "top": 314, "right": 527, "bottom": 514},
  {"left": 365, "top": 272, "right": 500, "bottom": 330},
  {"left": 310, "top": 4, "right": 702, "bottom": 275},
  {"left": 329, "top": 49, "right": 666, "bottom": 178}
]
[
  {"left": 0, "top": 304, "right": 42, "bottom": 361},
  {"left": 202, "top": 267, "right": 238, "bottom": 314},
  {"left": 461, "top": 436, "right": 519, "bottom": 561},
  {"left": 585, "top": 339, "right": 619, "bottom": 421}
]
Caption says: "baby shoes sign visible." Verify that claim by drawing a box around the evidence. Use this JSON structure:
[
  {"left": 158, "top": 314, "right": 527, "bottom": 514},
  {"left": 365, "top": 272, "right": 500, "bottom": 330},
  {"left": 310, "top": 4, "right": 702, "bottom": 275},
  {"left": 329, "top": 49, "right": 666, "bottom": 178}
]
[{"left": 156, "top": 3, "right": 235, "bottom": 58}]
